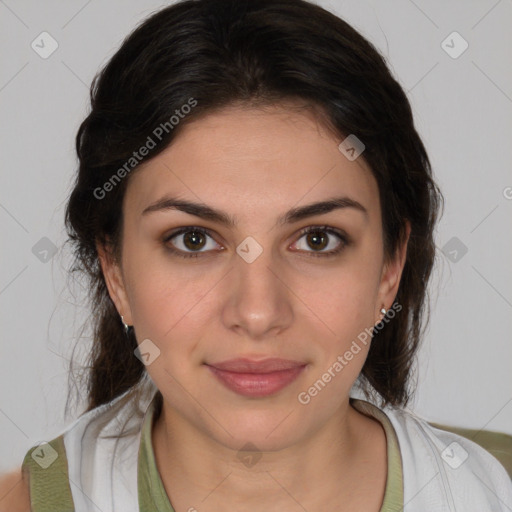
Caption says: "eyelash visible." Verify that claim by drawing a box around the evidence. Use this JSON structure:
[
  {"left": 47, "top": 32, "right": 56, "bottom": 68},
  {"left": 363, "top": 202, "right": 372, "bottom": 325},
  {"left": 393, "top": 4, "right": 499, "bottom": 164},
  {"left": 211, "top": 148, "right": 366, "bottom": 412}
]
[{"left": 162, "top": 225, "right": 351, "bottom": 259}]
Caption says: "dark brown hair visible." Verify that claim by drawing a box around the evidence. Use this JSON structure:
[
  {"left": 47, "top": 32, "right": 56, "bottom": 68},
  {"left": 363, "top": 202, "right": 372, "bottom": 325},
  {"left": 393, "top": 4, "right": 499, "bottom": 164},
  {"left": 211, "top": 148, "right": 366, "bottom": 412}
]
[{"left": 64, "top": 0, "right": 444, "bottom": 416}]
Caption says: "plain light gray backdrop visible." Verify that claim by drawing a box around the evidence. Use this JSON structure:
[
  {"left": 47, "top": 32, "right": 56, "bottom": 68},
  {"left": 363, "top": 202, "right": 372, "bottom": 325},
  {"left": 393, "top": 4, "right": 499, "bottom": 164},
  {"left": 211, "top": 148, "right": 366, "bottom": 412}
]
[{"left": 1, "top": 0, "right": 511, "bottom": 473}]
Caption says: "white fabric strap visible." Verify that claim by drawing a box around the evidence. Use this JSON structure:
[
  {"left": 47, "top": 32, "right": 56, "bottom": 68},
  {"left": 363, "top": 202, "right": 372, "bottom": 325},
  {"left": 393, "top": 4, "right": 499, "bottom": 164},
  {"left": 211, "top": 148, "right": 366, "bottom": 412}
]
[
  {"left": 383, "top": 404, "right": 512, "bottom": 511},
  {"left": 63, "top": 377, "right": 157, "bottom": 512}
]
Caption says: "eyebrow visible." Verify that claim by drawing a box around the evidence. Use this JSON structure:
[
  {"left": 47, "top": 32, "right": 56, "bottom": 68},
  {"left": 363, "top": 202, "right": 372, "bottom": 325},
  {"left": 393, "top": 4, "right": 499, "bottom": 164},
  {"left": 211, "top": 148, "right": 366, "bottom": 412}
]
[{"left": 141, "top": 195, "right": 368, "bottom": 227}]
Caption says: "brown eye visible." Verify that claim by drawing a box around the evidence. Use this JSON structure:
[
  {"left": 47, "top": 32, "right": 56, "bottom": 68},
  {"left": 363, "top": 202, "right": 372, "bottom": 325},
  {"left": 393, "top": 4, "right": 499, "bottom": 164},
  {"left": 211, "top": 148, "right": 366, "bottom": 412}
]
[
  {"left": 164, "top": 227, "right": 222, "bottom": 258},
  {"left": 182, "top": 231, "right": 207, "bottom": 251},
  {"left": 305, "top": 230, "right": 329, "bottom": 251},
  {"left": 291, "top": 226, "right": 349, "bottom": 257}
]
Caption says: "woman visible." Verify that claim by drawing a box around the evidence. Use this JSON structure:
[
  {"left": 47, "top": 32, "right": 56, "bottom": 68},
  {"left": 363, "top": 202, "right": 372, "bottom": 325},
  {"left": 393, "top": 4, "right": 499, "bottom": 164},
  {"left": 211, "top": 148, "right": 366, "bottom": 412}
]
[{"left": 2, "top": 0, "right": 511, "bottom": 510}]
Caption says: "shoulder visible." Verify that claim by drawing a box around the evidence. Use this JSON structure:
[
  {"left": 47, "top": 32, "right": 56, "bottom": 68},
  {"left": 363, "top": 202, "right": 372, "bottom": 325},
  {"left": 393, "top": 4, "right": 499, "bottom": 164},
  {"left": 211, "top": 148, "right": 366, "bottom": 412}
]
[
  {"left": 0, "top": 468, "right": 31, "bottom": 512},
  {"left": 2, "top": 380, "right": 157, "bottom": 512},
  {"left": 385, "top": 405, "right": 512, "bottom": 509}
]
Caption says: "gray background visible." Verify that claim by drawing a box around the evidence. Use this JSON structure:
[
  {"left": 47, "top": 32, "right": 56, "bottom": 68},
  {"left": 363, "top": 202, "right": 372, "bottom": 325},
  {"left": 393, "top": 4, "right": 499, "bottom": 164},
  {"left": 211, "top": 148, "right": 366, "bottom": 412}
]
[{"left": 1, "top": 0, "right": 511, "bottom": 473}]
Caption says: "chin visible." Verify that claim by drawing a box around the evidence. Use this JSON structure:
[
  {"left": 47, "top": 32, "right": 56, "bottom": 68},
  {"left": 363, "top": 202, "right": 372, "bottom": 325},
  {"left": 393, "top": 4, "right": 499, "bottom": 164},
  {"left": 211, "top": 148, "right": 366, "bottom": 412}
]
[{"left": 206, "top": 405, "right": 306, "bottom": 453}]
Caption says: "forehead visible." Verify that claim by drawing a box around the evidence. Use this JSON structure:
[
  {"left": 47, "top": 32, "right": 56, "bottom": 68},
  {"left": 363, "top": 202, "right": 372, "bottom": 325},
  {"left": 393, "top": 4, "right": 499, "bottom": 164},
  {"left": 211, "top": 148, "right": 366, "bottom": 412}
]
[{"left": 125, "top": 105, "right": 380, "bottom": 224}]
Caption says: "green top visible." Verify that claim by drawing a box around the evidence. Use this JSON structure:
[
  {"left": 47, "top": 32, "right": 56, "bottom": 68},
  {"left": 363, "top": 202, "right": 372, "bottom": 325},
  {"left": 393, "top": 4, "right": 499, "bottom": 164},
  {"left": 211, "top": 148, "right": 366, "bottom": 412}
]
[{"left": 22, "top": 397, "right": 404, "bottom": 511}]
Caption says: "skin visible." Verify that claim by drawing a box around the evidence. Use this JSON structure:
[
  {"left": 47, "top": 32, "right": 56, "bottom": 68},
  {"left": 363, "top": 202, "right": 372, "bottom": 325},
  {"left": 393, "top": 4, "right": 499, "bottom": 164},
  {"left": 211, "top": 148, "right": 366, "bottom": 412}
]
[
  {"left": 0, "top": 470, "right": 30, "bottom": 512},
  {"left": 98, "top": 102, "right": 410, "bottom": 511}
]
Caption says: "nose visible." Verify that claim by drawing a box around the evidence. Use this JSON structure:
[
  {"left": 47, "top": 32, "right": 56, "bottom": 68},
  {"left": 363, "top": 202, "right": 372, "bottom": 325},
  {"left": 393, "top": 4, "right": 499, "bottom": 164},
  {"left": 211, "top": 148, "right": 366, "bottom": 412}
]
[{"left": 220, "top": 241, "right": 294, "bottom": 341}]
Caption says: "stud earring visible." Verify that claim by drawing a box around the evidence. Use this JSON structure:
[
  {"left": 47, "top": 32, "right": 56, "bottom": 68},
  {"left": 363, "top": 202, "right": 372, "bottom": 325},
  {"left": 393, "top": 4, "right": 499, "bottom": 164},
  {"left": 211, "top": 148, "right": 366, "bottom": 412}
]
[
  {"left": 372, "top": 307, "right": 388, "bottom": 335},
  {"left": 120, "top": 315, "right": 130, "bottom": 335}
]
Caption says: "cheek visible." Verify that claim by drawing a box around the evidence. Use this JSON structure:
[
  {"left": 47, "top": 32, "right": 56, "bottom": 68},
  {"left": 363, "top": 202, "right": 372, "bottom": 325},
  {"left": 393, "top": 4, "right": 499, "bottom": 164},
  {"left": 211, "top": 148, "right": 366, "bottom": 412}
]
[
  {"left": 125, "top": 264, "right": 213, "bottom": 392},
  {"left": 297, "top": 254, "right": 382, "bottom": 386},
  {"left": 129, "top": 271, "right": 207, "bottom": 338},
  {"left": 123, "top": 243, "right": 219, "bottom": 349},
  {"left": 296, "top": 276, "right": 377, "bottom": 409},
  {"left": 306, "top": 257, "right": 381, "bottom": 337}
]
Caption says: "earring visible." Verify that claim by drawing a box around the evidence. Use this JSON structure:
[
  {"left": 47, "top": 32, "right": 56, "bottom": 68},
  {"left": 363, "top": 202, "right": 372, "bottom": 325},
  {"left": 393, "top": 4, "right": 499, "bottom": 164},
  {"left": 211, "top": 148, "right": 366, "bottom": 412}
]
[
  {"left": 120, "top": 315, "right": 130, "bottom": 335},
  {"left": 372, "top": 307, "right": 388, "bottom": 334}
]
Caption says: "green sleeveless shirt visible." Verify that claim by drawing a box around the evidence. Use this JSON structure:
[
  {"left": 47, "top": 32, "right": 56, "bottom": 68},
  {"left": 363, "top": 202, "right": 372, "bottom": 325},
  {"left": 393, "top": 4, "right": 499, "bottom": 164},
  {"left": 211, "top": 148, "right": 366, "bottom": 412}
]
[{"left": 22, "top": 397, "right": 404, "bottom": 511}]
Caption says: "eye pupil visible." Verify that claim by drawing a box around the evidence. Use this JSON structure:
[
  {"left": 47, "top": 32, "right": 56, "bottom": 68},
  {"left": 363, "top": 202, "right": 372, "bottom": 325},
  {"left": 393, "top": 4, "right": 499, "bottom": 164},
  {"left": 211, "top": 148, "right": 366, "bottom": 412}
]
[
  {"left": 307, "top": 231, "right": 328, "bottom": 251},
  {"left": 184, "top": 231, "right": 206, "bottom": 250}
]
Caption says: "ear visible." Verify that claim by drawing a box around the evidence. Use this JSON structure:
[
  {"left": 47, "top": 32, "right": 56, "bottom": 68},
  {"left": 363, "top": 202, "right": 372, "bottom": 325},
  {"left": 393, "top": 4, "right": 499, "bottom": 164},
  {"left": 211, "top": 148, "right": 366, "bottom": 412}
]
[
  {"left": 376, "top": 220, "right": 411, "bottom": 320},
  {"left": 96, "top": 240, "right": 133, "bottom": 326}
]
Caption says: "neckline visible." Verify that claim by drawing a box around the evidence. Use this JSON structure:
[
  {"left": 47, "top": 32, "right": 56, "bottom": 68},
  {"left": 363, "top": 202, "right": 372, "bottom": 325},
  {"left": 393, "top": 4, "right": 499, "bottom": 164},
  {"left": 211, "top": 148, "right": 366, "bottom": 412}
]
[
  {"left": 350, "top": 398, "right": 404, "bottom": 511},
  {"left": 137, "top": 394, "right": 404, "bottom": 512}
]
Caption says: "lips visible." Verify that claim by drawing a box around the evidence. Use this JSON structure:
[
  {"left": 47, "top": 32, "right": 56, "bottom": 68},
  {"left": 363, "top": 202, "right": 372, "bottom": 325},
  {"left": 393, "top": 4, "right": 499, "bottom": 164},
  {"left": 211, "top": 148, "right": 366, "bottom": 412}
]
[
  {"left": 205, "top": 358, "right": 307, "bottom": 398},
  {"left": 207, "top": 358, "right": 306, "bottom": 373}
]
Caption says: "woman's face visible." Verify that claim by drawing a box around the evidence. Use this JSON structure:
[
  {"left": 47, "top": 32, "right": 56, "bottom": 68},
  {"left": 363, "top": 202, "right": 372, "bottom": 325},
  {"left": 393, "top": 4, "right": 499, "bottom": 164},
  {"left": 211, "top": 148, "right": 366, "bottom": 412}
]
[{"left": 99, "top": 103, "right": 409, "bottom": 451}]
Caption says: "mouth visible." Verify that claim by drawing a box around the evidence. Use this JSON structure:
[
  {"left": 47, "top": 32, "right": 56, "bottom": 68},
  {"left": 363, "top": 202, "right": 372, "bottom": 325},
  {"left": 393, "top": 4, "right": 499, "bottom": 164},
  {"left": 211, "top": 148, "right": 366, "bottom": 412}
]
[{"left": 204, "top": 358, "right": 307, "bottom": 398}]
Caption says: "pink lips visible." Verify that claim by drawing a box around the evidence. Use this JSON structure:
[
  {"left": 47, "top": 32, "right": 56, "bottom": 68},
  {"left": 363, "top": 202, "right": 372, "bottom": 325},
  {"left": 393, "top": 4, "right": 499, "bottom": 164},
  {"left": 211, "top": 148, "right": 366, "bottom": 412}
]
[{"left": 205, "top": 358, "right": 307, "bottom": 398}]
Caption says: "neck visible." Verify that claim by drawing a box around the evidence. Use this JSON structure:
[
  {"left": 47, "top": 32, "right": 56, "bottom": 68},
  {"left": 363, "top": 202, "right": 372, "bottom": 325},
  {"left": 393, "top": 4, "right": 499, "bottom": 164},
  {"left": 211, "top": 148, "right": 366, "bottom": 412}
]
[{"left": 151, "top": 398, "right": 387, "bottom": 511}]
